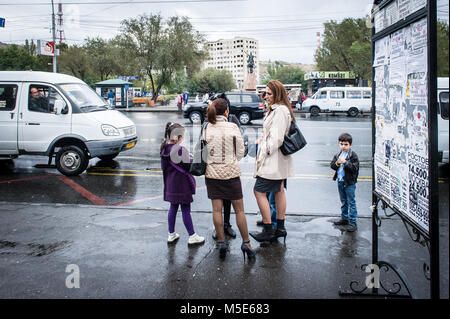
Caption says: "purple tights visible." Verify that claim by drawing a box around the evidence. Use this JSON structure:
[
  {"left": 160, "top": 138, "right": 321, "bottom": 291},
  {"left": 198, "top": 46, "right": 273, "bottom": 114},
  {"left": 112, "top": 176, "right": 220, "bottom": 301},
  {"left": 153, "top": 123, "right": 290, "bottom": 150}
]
[{"left": 168, "top": 203, "right": 195, "bottom": 236}]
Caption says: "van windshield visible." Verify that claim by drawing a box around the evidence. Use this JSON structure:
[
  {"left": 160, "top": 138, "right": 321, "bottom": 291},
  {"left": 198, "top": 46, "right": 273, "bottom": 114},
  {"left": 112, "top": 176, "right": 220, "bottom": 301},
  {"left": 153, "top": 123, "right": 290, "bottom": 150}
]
[{"left": 59, "top": 83, "right": 108, "bottom": 112}]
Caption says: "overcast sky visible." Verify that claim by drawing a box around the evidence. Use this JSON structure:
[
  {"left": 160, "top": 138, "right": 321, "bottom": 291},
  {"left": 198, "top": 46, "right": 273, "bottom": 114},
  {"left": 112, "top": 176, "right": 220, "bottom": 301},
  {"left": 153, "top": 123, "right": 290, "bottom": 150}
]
[{"left": 0, "top": 0, "right": 448, "bottom": 65}]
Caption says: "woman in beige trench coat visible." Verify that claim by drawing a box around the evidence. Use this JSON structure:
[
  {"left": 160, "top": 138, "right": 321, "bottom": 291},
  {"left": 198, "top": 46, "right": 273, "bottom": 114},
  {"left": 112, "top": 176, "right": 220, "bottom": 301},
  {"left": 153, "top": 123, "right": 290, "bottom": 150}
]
[{"left": 250, "top": 80, "right": 295, "bottom": 243}]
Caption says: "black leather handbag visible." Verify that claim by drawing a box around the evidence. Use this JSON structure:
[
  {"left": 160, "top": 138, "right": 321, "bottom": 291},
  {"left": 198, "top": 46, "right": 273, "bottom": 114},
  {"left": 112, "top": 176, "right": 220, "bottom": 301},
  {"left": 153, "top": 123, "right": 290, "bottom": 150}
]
[
  {"left": 280, "top": 121, "right": 307, "bottom": 155},
  {"left": 190, "top": 123, "right": 208, "bottom": 176}
]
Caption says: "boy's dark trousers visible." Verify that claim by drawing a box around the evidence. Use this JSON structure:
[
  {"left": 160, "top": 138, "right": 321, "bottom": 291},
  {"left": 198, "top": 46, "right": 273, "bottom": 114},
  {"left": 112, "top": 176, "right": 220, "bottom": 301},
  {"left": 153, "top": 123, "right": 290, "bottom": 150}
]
[{"left": 337, "top": 181, "right": 357, "bottom": 225}]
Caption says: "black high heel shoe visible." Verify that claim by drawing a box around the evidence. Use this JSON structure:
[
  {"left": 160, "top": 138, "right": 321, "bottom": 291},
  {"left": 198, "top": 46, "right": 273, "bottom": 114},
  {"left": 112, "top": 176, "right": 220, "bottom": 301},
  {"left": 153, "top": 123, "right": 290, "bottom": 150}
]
[
  {"left": 241, "top": 241, "right": 256, "bottom": 261},
  {"left": 271, "top": 220, "right": 287, "bottom": 244},
  {"left": 272, "top": 228, "right": 287, "bottom": 244},
  {"left": 218, "top": 241, "right": 227, "bottom": 260},
  {"left": 249, "top": 223, "right": 275, "bottom": 242}
]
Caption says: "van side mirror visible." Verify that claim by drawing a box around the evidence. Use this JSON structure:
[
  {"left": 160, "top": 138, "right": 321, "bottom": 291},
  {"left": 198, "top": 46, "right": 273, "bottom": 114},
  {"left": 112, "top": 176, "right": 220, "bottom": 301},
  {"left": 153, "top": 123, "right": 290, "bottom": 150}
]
[{"left": 53, "top": 100, "right": 67, "bottom": 115}]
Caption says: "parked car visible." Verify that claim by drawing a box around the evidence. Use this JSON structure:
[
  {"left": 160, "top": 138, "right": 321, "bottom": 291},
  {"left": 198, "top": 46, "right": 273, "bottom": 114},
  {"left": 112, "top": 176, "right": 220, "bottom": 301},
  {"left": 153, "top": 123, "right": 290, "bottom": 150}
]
[
  {"left": 302, "top": 87, "right": 372, "bottom": 117},
  {"left": 183, "top": 92, "right": 265, "bottom": 125},
  {"left": 0, "top": 71, "right": 138, "bottom": 176}
]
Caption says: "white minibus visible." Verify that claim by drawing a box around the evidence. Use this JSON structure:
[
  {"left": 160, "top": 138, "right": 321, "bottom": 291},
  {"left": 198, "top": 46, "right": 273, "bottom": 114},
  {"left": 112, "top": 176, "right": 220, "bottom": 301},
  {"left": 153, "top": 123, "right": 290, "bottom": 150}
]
[
  {"left": 0, "top": 71, "right": 138, "bottom": 176},
  {"left": 302, "top": 87, "right": 372, "bottom": 116}
]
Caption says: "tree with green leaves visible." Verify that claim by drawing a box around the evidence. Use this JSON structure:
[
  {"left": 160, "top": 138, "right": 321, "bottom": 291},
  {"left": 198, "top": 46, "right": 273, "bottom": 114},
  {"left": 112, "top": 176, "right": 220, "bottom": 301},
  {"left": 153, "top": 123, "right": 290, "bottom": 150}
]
[
  {"left": 272, "top": 66, "right": 305, "bottom": 84},
  {"left": 437, "top": 20, "right": 449, "bottom": 77},
  {"left": 84, "top": 37, "right": 122, "bottom": 81},
  {"left": 314, "top": 18, "right": 371, "bottom": 81},
  {"left": 58, "top": 45, "right": 91, "bottom": 81},
  {"left": 0, "top": 43, "right": 51, "bottom": 71},
  {"left": 188, "top": 68, "right": 235, "bottom": 93},
  {"left": 118, "top": 14, "right": 208, "bottom": 101},
  {"left": 262, "top": 65, "right": 306, "bottom": 90}
]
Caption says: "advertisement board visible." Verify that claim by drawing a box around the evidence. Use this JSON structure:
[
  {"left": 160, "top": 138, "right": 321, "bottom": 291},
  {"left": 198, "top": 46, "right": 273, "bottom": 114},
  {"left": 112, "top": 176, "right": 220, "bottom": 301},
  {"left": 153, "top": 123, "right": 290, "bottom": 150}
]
[
  {"left": 373, "top": 16, "right": 430, "bottom": 233},
  {"left": 36, "top": 40, "right": 55, "bottom": 56}
]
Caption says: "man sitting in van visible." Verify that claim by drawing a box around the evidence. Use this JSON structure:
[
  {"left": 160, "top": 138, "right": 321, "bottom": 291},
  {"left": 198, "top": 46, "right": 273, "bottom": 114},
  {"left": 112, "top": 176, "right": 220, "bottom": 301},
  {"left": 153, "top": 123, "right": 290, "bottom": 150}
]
[{"left": 29, "top": 86, "right": 50, "bottom": 113}]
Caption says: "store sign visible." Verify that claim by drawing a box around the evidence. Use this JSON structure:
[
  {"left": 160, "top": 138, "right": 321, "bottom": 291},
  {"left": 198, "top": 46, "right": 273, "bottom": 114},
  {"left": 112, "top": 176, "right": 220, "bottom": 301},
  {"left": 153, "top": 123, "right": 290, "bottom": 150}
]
[
  {"left": 37, "top": 40, "right": 55, "bottom": 56},
  {"left": 117, "top": 76, "right": 138, "bottom": 80},
  {"left": 304, "top": 71, "right": 356, "bottom": 80}
]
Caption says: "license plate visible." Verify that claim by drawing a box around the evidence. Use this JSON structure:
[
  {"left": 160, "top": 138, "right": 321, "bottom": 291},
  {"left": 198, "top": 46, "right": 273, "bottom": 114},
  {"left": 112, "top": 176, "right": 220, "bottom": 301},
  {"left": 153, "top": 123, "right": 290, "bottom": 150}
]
[{"left": 126, "top": 142, "right": 135, "bottom": 149}]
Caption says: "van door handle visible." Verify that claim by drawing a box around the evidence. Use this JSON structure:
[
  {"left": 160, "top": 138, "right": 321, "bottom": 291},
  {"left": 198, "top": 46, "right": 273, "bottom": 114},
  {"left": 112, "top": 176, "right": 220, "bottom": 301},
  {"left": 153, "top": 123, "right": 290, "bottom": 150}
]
[
  {"left": 27, "top": 123, "right": 40, "bottom": 125},
  {"left": 10, "top": 112, "right": 14, "bottom": 119}
]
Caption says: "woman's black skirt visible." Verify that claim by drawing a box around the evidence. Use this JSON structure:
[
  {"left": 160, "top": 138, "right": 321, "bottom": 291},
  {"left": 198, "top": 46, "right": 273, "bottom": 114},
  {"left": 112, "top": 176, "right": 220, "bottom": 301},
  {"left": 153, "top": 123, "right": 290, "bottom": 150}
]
[
  {"left": 205, "top": 177, "right": 243, "bottom": 200},
  {"left": 254, "top": 176, "right": 287, "bottom": 193}
]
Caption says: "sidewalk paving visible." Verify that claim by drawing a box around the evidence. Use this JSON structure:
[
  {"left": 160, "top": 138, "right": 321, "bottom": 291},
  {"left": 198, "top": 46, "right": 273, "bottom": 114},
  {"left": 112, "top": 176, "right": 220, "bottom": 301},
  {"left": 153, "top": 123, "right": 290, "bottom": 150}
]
[{"left": 0, "top": 202, "right": 447, "bottom": 299}]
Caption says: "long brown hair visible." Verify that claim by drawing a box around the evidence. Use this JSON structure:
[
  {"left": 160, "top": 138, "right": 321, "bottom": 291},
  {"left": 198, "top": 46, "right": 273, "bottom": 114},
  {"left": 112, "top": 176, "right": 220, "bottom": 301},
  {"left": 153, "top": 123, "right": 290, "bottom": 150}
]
[
  {"left": 207, "top": 98, "right": 228, "bottom": 124},
  {"left": 266, "top": 80, "right": 296, "bottom": 122}
]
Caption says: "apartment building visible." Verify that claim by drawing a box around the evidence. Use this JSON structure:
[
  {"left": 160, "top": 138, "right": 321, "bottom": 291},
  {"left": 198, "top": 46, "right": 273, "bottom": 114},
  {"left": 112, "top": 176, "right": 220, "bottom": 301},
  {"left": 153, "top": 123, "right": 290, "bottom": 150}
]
[{"left": 203, "top": 37, "right": 259, "bottom": 90}]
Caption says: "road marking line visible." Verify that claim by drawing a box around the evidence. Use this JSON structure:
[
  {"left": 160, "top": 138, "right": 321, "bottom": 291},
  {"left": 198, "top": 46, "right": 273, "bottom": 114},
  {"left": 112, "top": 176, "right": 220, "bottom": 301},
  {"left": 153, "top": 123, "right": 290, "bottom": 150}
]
[
  {"left": 112, "top": 195, "right": 163, "bottom": 206},
  {"left": 112, "top": 186, "right": 208, "bottom": 206},
  {"left": 57, "top": 176, "right": 108, "bottom": 206},
  {"left": 0, "top": 175, "right": 52, "bottom": 184},
  {"left": 89, "top": 168, "right": 161, "bottom": 172},
  {"left": 87, "top": 172, "right": 162, "bottom": 177}
]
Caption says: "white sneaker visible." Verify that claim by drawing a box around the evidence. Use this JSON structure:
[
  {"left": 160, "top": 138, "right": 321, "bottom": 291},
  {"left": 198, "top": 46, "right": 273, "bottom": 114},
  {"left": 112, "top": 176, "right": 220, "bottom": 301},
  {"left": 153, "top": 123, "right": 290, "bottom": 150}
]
[
  {"left": 188, "top": 233, "right": 205, "bottom": 245},
  {"left": 168, "top": 232, "right": 180, "bottom": 243}
]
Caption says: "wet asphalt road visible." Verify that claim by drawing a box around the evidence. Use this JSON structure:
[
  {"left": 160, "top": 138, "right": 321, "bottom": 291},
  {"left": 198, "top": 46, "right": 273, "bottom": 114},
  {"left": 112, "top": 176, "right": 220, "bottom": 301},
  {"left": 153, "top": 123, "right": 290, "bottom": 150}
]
[
  {"left": 0, "top": 202, "right": 448, "bottom": 299},
  {"left": 0, "top": 112, "right": 376, "bottom": 216}
]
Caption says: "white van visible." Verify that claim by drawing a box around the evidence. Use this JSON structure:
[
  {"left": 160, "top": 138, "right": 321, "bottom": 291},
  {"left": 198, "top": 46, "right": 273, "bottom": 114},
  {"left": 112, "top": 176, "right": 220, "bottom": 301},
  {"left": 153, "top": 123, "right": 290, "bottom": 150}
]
[
  {"left": 302, "top": 87, "right": 372, "bottom": 117},
  {"left": 0, "top": 71, "right": 138, "bottom": 176},
  {"left": 438, "top": 77, "right": 449, "bottom": 163}
]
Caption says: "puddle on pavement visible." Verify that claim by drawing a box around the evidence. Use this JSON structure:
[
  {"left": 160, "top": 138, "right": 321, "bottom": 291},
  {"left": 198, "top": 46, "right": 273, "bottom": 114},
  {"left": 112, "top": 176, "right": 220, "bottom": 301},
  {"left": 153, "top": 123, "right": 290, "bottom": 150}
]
[
  {"left": 0, "top": 240, "right": 70, "bottom": 256},
  {"left": 294, "top": 217, "right": 371, "bottom": 258},
  {"left": 297, "top": 217, "right": 343, "bottom": 238},
  {"left": 27, "top": 241, "right": 70, "bottom": 256}
]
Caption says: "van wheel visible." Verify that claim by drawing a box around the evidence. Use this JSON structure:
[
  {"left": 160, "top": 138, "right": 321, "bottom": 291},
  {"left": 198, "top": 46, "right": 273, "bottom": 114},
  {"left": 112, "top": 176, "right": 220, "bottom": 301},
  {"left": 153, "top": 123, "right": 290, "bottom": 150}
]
[
  {"left": 238, "top": 111, "right": 251, "bottom": 125},
  {"left": 56, "top": 145, "right": 89, "bottom": 176},
  {"left": 310, "top": 106, "right": 320, "bottom": 116},
  {"left": 98, "top": 153, "right": 119, "bottom": 161},
  {"left": 348, "top": 107, "right": 359, "bottom": 117}
]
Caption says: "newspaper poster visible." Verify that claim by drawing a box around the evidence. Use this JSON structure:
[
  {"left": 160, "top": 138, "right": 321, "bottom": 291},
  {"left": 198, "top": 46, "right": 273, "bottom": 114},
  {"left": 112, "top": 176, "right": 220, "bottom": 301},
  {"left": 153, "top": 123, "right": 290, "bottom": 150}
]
[
  {"left": 373, "top": 36, "right": 390, "bottom": 67},
  {"left": 385, "top": 1, "right": 399, "bottom": 26},
  {"left": 407, "top": 151, "right": 429, "bottom": 230},
  {"left": 398, "top": 0, "right": 411, "bottom": 20}
]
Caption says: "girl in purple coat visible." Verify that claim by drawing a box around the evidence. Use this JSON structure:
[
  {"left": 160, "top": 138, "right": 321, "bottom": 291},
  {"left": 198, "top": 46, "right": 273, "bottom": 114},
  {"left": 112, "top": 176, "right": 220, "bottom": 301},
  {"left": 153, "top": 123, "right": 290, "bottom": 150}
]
[{"left": 160, "top": 122, "right": 205, "bottom": 245}]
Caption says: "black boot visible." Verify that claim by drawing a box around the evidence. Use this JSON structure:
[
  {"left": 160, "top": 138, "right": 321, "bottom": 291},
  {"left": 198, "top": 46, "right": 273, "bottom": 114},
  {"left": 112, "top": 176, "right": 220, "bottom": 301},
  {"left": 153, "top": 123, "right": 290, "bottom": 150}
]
[
  {"left": 249, "top": 223, "right": 275, "bottom": 242},
  {"left": 224, "top": 222, "right": 236, "bottom": 238},
  {"left": 273, "top": 219, "right": 287, "bottom": 243}
]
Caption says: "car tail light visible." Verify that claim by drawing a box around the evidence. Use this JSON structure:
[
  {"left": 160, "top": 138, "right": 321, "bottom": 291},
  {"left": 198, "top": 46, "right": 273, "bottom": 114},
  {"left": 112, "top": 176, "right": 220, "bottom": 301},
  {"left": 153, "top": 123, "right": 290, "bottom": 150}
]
[{"left": 259, "top": 103, "right": 264, "bottom": 109}]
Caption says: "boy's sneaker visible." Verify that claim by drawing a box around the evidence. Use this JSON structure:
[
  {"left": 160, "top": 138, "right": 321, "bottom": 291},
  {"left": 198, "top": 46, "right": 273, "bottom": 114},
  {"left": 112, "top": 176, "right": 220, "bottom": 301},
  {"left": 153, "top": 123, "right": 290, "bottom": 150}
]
[
  {"left": 168, "top": 232, "right": 180, "bottom": 243},
  {"left": 188, "top": 233, "right": 205, "bottom": 245},
  {"left": 333, "top": 219, "right": 349, "bottom": 226},
  {"left": 346, "top": 223, "right": 358, "bottom": 232}
]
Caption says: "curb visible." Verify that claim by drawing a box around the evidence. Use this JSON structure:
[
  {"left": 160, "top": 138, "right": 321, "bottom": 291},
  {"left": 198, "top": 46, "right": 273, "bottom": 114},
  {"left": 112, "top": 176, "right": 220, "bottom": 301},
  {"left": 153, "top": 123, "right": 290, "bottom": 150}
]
[{"left": 0, "top": 201, "right": 398, "bottom": 220}]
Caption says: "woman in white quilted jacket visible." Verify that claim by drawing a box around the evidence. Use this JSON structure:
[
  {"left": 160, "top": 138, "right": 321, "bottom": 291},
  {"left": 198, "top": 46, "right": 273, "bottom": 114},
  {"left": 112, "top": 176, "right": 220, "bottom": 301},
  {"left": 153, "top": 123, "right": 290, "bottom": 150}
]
[
  {"left": 249, "top": 80, "right": 295, "bottom": 243},
  {"left": 204, "top": 98, "right": 255, "bottom": 261}
]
